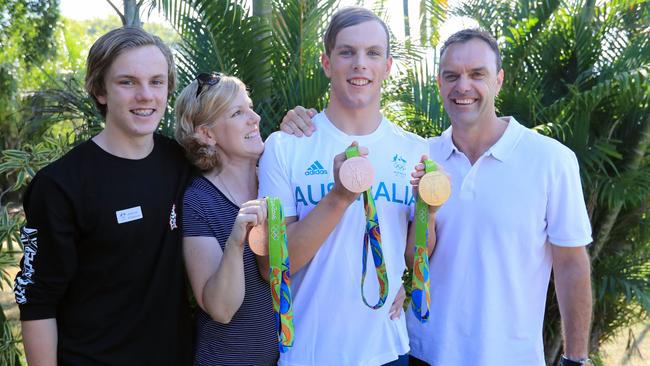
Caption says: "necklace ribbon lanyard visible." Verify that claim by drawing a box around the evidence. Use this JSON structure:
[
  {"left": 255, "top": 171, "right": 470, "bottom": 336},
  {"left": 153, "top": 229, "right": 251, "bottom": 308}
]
[
  {"left": 411, "top": 160, "right": 435, "bottom": 322},
  {"left": 345, "top": 146, "right": 389, "bottom": 309},
  {"left": 267, "top": 197, "right": 295, "bottom": 352}
]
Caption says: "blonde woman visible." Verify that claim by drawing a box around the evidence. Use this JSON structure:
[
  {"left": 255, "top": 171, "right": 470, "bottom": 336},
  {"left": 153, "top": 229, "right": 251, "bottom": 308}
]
[{"left": 175, "top": 72, "right": 277, "bottom": 365}]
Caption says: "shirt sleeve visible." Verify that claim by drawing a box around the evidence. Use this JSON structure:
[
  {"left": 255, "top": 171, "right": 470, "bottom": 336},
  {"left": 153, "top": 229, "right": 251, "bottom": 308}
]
[
  {"left": 14, "top": 173, "right": 78, "bottom": 320},
  {"left": 181, "top": 187, "right": 212, "bottom": 237},
  {"left": 258, "top": 132, "right": 297, "bottom": 217},
  {"left": 546, "top": 148, "right": 593, "bottom": 247}
]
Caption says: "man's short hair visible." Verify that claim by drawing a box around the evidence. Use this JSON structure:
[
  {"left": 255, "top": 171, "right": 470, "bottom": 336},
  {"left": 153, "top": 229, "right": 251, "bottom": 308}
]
[
  {"left": 323, "top": 6, "right": 390, "bottom": 56},
  {"left": 85, "top": 27, "right": 176, "bottom": 118},
  {"left": 440, "top": 28, "right": 502, "bottom": 71}
]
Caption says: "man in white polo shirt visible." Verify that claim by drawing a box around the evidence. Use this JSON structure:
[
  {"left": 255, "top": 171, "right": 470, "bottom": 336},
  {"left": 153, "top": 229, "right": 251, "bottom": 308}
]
[
  {"left": 259, "top": 6, "right": 430, "bottom": 366},
  {"left": 405, "top": 29, "right": 593, "bottom": 366},
  {"left": 280, "top": 28, "right": 594, "bottom": 366}
]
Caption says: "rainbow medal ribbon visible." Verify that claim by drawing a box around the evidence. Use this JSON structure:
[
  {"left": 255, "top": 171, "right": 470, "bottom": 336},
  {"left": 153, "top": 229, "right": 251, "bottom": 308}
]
[
  {"left": 345, "top": 146, "right": 389, "bottom": 309},
  {"left": 410, "top": 160, "right": 435, "bottom": 322},
  {"left": 267, "top": 197, "right": 295, "bottom": 352}
]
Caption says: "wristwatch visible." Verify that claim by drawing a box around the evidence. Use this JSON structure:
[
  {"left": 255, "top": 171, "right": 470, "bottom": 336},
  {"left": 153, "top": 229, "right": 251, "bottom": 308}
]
[{"left": 560, "top": 355, "right": 592, "bottom": 365}]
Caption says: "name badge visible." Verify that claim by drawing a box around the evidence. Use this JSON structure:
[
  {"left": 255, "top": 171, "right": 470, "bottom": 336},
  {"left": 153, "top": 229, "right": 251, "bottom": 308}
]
[{"left": 116, "top": 206, "right": 143, "bottom": 224}]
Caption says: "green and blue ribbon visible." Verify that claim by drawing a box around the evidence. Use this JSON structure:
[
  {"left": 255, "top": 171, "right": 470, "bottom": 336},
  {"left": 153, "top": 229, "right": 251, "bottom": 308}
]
[
  {"left": 345, "top": 146, "right": 389, "bottom": 309},
  {"left": 410, "top": 160, "right": 435, "bottom": 322},
  {"left": 267, "top": 197, "right": 294, "bottom": 352}
]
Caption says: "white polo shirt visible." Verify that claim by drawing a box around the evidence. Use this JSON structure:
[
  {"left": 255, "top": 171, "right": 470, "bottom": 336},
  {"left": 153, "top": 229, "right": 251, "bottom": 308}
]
[
  {"left": 406, "top": 117, "right": 592, "bottom": 365},
  {"left": 259, "top": 112, "right": 427, "bottom": 366}
]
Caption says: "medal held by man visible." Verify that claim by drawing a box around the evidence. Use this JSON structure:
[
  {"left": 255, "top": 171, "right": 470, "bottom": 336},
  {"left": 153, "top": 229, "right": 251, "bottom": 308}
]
[
  {"left": 339, "top": 144, "right": 390, "bottom": 309},
  {"left": 418, "top": 161, "right": 451, "bottom": 206},
  {"left": 411, "top": 159, "right": 450, "bottom": 322},
  {"left": 339, "top": 145, "right": 375, "bottom": 193}
]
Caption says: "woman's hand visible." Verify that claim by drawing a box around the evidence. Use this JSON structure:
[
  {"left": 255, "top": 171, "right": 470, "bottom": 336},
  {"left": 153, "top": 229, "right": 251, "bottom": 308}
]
[{"left": 229, "top": 199, "right": 268, "bottom": 247}]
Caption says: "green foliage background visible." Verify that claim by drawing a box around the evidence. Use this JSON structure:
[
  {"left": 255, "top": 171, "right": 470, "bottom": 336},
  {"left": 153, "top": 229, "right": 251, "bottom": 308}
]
[{"left": 0, "top": 1, "right": 648, "bottom": 365}]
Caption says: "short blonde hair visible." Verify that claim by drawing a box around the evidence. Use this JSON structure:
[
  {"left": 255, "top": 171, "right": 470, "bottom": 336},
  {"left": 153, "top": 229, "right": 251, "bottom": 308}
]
[{"left": 174, "top": 74, "right": 247, "bottom": 171}]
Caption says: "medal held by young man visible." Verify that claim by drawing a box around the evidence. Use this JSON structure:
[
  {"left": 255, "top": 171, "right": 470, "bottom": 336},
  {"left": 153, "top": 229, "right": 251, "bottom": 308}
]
[{"left": 339, "top": 145, "right": 390, "bottom": 310}]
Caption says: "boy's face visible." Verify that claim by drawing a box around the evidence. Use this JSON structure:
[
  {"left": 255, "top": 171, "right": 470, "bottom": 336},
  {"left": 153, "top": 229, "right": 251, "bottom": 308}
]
[
  {"left": 96, "top": 45, "right": 169, "bottom": 139},
  {"left": 321, "top": 20, "right": 392, "bottom": 113}
]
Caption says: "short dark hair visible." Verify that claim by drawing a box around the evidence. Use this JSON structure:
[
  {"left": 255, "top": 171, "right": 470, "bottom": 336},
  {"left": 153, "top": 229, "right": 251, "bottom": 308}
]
[
  {"left": 85, "top": 27, "right": 176, "bottom": 118},
  {"left": 323, "top": 6, "right": 390, "bottom": 56},
  {"left": 440, "top": 28, "right": 502, "bottom": 71}
]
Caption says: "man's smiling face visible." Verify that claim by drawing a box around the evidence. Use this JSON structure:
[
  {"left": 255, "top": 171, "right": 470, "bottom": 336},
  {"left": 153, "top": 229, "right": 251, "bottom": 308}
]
[
  {"left": 438, "top": 38, "right": 504, "bottom": 129},
  {"left": 321, "top": 20, "right": 392, "bottom": 113}
]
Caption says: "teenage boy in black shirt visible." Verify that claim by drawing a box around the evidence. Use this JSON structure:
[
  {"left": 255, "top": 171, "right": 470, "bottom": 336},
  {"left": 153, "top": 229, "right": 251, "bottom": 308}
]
[{"left": 14, "top": 27, "right": 192, "bottom": 365}]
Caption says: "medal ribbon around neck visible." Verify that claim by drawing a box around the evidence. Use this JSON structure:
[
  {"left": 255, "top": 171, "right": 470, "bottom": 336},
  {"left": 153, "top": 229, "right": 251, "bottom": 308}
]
[
  {"left": 410, "top": 159, "right": 435, "bottom": 322},
  {"left": 345, "top": 146, "right": 389, "bottom": 309},
  {"left": 266, "top": 197, "right": 295, "bottom": 352}
]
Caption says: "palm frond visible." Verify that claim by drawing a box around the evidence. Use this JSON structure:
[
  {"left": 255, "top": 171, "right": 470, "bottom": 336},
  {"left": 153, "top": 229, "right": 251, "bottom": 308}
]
[
  {"left": 418, "top": 0, "right": 449, "bottom": 48},
  {"left": 384, "top": 59, "right": 448, "bottom": 137}
]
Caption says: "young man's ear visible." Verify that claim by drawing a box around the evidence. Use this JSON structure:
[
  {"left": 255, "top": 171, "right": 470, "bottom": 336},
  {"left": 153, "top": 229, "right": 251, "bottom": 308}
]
[
  {"left": 321, "top": 53, "right": 332, "bottom": 78},
  {"left": 96, "top": 93, "right": 107, "bottom": 105},
  {"left": 383, "top": 55, "right": 393, "bottom": 80}
]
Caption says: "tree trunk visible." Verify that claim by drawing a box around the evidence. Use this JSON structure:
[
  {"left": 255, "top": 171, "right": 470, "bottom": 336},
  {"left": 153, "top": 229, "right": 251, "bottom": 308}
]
[
  {"left": 403, "top": 0, "right": 411, "bottom": 38},
  {"left": 253, "top": 0, "right": 272, "bottom": 18},
  {"left": 105, "top": 0, "right": 143, "bottom": 27},
  {"left": 591, "top": 112, "right": 650, "bottom": 261},
  {"left": 252, "top": 0, "right": 273, "bottom": 110},
  {"left": 123, "top": 0, "right": 143, "bottom": 27}
]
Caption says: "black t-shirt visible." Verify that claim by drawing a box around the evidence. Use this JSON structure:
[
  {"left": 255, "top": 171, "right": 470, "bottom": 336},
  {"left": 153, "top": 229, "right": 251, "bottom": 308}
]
[{"left": 15, "top": 134, "right": 193, "bottom": 365}]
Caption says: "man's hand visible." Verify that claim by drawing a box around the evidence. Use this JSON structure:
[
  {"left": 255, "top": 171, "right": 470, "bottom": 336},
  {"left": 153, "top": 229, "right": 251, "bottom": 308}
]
[
  {"left": 410, "top": 154, "right": 446, "bottom": 215},
  {"left": 280, "top": 106, "right": 317, "bottom": 136},
  {"left": 389, "top": 286, "right": 406, "bottom": 320}
]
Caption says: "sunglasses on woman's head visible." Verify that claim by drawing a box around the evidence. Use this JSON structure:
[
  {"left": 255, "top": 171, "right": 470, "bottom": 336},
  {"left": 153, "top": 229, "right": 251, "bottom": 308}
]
[{"left": 195, "top": 72, "right": 222, "bottom": 97}]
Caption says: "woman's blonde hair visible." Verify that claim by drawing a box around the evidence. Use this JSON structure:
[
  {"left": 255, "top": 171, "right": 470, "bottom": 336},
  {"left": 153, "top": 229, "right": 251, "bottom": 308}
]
[{"left": 175, "top": 74, "right": 247, "bottom": 171}]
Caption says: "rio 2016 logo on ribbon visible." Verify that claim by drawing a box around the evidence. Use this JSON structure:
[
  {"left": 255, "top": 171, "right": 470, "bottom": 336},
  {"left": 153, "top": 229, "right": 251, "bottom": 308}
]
[{"left": 266, "top": 197, "right": 295, "bottom": 352}]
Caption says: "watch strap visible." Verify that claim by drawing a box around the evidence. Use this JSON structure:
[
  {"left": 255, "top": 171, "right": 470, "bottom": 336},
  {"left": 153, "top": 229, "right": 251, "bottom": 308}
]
[{"left": 560, "top": 355, "right": 591, "bottom": 366}]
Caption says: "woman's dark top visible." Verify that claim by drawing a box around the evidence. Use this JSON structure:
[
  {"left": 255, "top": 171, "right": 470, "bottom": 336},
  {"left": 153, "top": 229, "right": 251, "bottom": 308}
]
[{"left": 183, "top": 175, "right": 278, "bottom": 366}]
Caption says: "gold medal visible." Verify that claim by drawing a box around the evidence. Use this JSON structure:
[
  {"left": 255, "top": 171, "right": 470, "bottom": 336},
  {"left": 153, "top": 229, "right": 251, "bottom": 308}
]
[
  {"left": 418, "top": 170, "right": 451, "bottom": 206},
  {"left": 339, "top": 156, "right": 375, "bottom": 193}
]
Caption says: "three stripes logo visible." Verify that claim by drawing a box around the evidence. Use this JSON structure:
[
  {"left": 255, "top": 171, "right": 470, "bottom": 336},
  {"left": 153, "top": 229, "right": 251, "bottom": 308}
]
[{"left": 305, "top": 161, "right": 328, "bottom": 176}]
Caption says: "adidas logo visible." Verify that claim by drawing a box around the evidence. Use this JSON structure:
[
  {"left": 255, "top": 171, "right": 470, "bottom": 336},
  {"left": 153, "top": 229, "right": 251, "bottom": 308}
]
[{"left": 305, "top": 161, "right": 328, "bottom": 176}]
